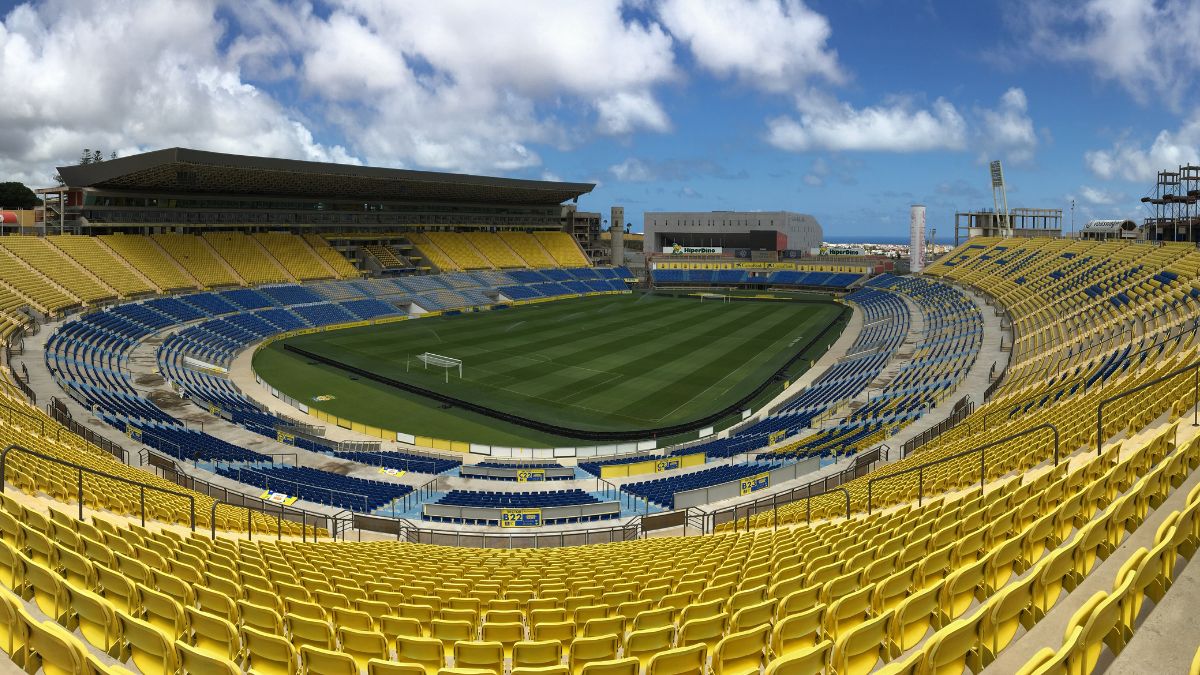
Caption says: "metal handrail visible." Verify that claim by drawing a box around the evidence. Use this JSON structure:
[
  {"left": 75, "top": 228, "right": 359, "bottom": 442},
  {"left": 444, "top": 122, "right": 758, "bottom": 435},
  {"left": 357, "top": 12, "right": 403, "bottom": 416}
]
[
  {"left": 701, "top": 445, "right": 885, "bottom": 533},
  {"left": 867, "top": 423, "right": 1059, "bottom": 513},
  {"left": 0, "top": 399, "right": 44, "bottom": 436},
  {"left": 0, "top": 442, "right": 195, "bottom": 530},
  {"left": 1096, "top": 357, "right": 1200, "bottom": 455}
]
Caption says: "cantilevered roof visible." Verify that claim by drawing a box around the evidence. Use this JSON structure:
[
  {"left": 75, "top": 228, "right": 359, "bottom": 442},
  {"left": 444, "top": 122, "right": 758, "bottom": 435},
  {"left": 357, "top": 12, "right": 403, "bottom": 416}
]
[{"left": 56, "top": 148, "right": 594, "bottom": 205}]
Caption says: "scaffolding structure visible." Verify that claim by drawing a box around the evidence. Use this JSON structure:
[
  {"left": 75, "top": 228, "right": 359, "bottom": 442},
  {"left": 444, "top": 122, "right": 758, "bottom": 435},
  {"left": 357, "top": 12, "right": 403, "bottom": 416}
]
[{"left": 1141, "top": 165, "right": 1200, "bottom": 242}]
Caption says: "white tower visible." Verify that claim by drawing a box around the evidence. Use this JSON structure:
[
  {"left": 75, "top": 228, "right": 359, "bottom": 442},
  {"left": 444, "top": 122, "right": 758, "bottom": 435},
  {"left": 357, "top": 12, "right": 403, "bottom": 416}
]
[
  {"left": 610, "top": 206, "right": 624, "bottom": 267},
  {"left": 910, "top": 205, "right": 926, "bottom": 273}
]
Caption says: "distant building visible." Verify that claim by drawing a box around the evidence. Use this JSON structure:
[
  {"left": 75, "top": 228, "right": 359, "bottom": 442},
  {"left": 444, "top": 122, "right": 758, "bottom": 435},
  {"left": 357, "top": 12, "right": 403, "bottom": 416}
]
[
  {"left": 1080, "top": 219, "right": 1140, "bottom": 241},
  {"left": 643, "top": 211, "right": 822, "bottom": 260}
]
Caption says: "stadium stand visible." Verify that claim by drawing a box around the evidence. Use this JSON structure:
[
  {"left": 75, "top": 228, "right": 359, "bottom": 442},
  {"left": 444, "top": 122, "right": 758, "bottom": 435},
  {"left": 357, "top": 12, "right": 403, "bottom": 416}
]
[
  {"left": 407, "top": 233, "right": 461, "bottom": 272},
  {"left": 463, "top": 231, "right": 527, "bottom": 269},
  {"left": 152, "top": 233, "right": 241, "bottom": 288},
  {"left": 7, "top": 232, "right": 1200, "bottom": 675},
  {"left": 424, "top": 489, "right": 618, "bottom": 525},
  {"left": 216, "top": 466, "right": 413, "bottom": 512},
  {"left": 252, "top": 233, "right": 337, "bottom": 282},
  {"left": 303, "top": 234, "right": 361, "bottom": 278},
  {"left": 534, "top": 231, "right": 590, "bottom": 267},
  {"left": 425, "top": 232, "right": 493, "bottom": 270},
  {"left": 499, "top": 231, "right": 557, "bottom": 268},
  {"left": 326, "top": 451, "right": 461, "bottom": 476},
  {"left": 0, "top": 236, "right": 113, "bottom": 305},
  {"left": 622, "top": 462, "right": 781, "bottom": 509},
  {"left": 47, "top": 234, "right": 154, "bottom": 298},
  {"left": 99, "top": 233, "right": 198, "bottom": 291},
  {"left": 434, "top": 489, "right": 600, "bottom": 509},
  {"left": 203, "top": 232, "right": 291, "bottom": 285},
  {"left": 362, "top": 245, "right": 409, "bottom": 272}
]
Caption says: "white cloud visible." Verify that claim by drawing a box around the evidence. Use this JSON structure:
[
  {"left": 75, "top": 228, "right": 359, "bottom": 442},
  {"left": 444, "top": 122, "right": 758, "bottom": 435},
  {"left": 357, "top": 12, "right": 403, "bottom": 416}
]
[
  {"left": 595, "top": 91, "right": 671, "bottom": 135},
  {"left": 659, "top": 0, "right": 842, "bottom": 92},
  {"left": 610, "top": 158, "right": 656, "bottom": 182},
  {"left": 766, "top": 91, "right": 968, "bottom": 152},
  {"left": 0, "top": 0, "right": 683, "bottom": 183},
  {"left": 976, "top": 88, "right": 1037, "bottom": 165},
  {"left": 0, "top": 0, "right": 355, "bottom": 185},
  {"left": 1014, "top": 0, "right": 1200, "bottom": 107},
  {"left": 767, "top": 87, "right": 1040, "bottom": 161},
  {"left": 1079, "top": 185, "right": 1120, "bottom": 205},
  {"left": 1085, "top": 115, "right": 1200, "bottom": 181},
  {"left": 248, "top": 0, "right": 682, "bottom": 171}
]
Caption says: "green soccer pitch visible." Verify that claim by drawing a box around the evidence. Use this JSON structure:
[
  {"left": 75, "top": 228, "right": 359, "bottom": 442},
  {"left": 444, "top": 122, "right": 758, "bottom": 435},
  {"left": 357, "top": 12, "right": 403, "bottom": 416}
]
[{"left": 253, "top": 292, "right": 849, "bottom": 447}]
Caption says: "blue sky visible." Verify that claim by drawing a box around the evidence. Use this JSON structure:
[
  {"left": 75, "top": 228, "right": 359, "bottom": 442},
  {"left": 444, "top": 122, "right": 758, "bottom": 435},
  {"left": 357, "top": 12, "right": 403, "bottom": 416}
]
[{"left": 1, "top": 1, "right": 1197, "bottom": 238}]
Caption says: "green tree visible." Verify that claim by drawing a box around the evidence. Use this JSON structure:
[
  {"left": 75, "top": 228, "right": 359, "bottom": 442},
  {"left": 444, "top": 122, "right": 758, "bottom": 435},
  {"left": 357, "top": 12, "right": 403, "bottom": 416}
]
[{"left": 0, "top": 183, "right": 41, "bottom": 209}]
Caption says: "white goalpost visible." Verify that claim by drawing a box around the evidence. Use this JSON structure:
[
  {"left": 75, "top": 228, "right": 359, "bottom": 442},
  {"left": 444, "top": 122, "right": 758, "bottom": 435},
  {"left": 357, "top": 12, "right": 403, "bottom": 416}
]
[
  {"left": 699, "top": 292, "right": 731, "bottom": 304},
  {"left": 413, "top": 352, "right": 463, "bottom": 383}
]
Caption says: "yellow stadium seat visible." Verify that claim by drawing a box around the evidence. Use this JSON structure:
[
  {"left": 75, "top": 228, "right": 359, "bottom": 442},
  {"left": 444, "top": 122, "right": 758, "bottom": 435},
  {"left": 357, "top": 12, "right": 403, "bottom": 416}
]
[
  {"left": 831, "top": 610, "right": 892, "bottom": 675},
  {"left": 26, "top": 619, "right": 88, "bottom": 675},
  {"left": 512, "top": 667, "right": 569, "bottom": 675},
  {"left": 921, "top": 614, "right": 983, "bottom": 674},
  {"left": 242, "top": 626, "right": 299, "bottom": 675},
  {"left": 763, "top": 640, "right": 831, "bottom": 675},
  {"left": 480, "top": 621, "right": 523, "bottom": 659},
  {"left": 678, "top": 613, "right": 727, "bottom": 651},
  {"left": 117, "top": 611, "right": 179, "bottom": 675},
  {"left": 888, "top": 585, "right": 938, "bottom": 658},
  {"left": 240, "top": 600, "right": 285, "bottom": 636},
  {"left": 87, "top": 652, "right": 139, "bottom": 675},
  {"left": 646, "top": 644, "right": 706, "bottom": 675},
  {"left": 579, "top": 657, "right": 639, "bottom": 675},
  {"left": 1062, "top": 589, "right": 1123, "bottom": 673},
  {"left": 711, "top": 624, "right": 769, "bottom": 675},
  {"left": 300, "top": 644, "right": 357, "bottom": 675},
  {"left": 453, "top": 641, "right": 504, "bottom": 675},
  {"left": 137, "top": 582, "right": 187, "bottom": 640},
  {"left": 368, "top": 660, "right": 428, "bottom": 675},
  {"left": 532, "top": 621, "right": 575, "bottom": 648},
  {"left": 396, "top": 635, "right": 446, "bottom": 675},
  {"left": 569, "top": 635, "right": 620, "bottom": 675},
  {"left": 176, "top": 640, "right": 240, "bottom": 675},
  {"left": 513, "top": 640, "right": 563, "bottom": 670},
  {"left": 340, "top": 626, "right": 389, "bottom": 672},
  {"left": 582, "top": 615, "right": 625, "bottom": 640},
  {"left": 632, "top": 607, "right": 675, "bottom": 631},
  {"left": 625, "top": 626, "right": 673, "bottom": 671}
]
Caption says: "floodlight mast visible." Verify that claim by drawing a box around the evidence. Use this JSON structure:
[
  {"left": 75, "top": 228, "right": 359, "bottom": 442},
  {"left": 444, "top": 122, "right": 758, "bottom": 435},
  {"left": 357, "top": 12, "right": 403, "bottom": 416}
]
[{"left": 990, "top": 160, "right": 1011, "bottom": 238}]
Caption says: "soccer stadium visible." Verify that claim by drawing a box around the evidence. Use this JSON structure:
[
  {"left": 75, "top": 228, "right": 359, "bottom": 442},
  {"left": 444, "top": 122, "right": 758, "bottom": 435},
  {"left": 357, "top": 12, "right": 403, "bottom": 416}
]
[{"left": 2, "top": 2, "right": 1200, "bottom": 674}]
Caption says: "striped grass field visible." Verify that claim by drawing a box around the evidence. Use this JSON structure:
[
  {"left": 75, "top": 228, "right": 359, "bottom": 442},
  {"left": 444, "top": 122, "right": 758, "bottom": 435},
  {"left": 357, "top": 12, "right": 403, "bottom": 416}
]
[{"left": 253, "top": 292, "right": 847, "bottom": 447}]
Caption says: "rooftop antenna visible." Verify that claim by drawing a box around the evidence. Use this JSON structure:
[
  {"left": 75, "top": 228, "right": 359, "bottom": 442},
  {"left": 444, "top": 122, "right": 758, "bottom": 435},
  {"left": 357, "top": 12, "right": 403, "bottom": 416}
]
[{"left": 990, "top": 160, "right": 1011, "bottom": 238}]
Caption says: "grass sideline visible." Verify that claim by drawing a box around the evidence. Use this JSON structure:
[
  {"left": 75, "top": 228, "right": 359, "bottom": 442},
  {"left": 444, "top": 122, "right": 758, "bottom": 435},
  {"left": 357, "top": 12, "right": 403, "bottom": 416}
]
[{"left": 254, "top": 293, "right": 848, "bottom": 447}]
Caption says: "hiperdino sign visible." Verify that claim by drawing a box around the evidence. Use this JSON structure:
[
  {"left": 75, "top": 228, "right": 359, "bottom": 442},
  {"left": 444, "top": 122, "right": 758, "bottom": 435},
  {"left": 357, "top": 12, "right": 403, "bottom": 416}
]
[{"left": 664, "top": 245, "right": 722, "bottom": 255}]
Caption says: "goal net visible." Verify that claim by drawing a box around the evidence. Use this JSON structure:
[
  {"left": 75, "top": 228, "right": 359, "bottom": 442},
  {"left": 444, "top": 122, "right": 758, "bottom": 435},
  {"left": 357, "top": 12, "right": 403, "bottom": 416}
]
[
  {"left": 698, "top": 292, "right": 731, "bottom": 303},
  {"left": 414, "top": 352, "right": 463, "bottom": 382}
]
